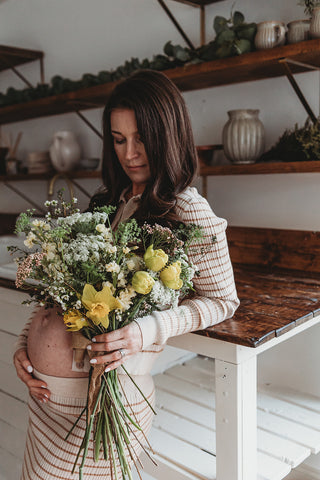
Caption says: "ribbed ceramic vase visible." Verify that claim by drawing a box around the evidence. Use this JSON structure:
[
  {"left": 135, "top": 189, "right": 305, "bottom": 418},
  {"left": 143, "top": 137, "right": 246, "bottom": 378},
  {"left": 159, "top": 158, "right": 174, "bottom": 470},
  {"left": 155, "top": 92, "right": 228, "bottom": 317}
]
[
  {"left": 310, "top": 7, "right": 320, "bottom": 38},
  {"left": 222, "top": 109, "right": 265, "bottom": 164}
]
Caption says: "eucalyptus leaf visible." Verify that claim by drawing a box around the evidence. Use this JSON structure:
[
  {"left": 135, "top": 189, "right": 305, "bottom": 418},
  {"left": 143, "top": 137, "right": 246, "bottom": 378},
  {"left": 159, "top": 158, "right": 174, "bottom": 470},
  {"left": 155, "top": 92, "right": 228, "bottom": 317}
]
[
  {"left": 215, "top": 43, "right": 233, "bottom": 59},
  {"left": 173, "top": 45, "right": 191, "bottom": 62},
  {"left": 236, "top": 23, "right": 257, "bottom": 41},
  {"left": 233, "top": 11, "right": 245, "bottom": 26},
  {"left": 232, "top": 38, "right": 252, "bottom": 55},
  {"left": 214, "top": 16, "right": 228, "bottom": 34},
  {"left": 164, "top": 41, "right": 174, "bottom": 57},
  {"left": 216, "top": 29, "right": 236, "bottom": 45}
]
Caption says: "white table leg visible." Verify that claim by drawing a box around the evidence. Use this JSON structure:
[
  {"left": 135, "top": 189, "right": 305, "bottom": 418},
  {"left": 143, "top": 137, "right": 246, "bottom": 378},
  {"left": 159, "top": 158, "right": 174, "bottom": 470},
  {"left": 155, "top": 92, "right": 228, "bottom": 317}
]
[{"left": 215, "top": 355, "right": 257, "bottom": 480}]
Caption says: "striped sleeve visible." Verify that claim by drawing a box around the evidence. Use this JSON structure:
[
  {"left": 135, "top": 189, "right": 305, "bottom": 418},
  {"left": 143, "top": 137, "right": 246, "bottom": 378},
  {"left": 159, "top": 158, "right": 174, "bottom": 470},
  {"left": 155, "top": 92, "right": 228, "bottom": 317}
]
[{"left": 136, "top": 187, "right": 240, "bottom": 348}]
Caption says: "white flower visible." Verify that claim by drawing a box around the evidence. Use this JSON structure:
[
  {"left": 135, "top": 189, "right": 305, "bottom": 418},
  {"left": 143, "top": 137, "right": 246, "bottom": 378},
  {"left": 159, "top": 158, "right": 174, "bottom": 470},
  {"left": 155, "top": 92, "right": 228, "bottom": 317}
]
[
  {"left": 122, "top": 247, "right": 130, "bottom": 254},
  {"left": 24, "top": 232, "right": 37, "bottom": 248},
  {"left": 102, "top": 281, "right": 115, "bottom": 294},
  {"left": 117, "top": 286, "right": 136, "bottom": 311},
  {"left": 106, "top": 245, "right": 117, "bottom": 254},
  {"left": 96, "top": 223, "right": 108, "bottom": 234},
  {"left": 126, "top": 255, "right": 142, "bottom": 271},
  {"left": 105, "top": 261, "right": 120, "bottom": 273}
]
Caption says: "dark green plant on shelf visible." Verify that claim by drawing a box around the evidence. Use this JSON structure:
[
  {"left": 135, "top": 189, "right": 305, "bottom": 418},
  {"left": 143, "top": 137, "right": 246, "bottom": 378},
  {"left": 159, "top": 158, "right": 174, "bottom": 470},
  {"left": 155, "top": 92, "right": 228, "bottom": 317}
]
[
  {"left": 298, "top": 0, "right": 320, "bottom": 17},
  {"left": 0, "top": 9, "right": 256, "bottom": 109},
  {"left": 259, "top": 118, "right": 320, "bottom": 163}
]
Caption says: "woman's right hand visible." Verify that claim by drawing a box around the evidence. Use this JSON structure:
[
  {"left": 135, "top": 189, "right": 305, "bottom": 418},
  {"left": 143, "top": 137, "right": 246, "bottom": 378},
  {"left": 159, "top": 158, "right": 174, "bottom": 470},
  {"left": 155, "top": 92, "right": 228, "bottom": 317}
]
[{"left": 13, "top": 348, "right": 51, "bottom": 403}]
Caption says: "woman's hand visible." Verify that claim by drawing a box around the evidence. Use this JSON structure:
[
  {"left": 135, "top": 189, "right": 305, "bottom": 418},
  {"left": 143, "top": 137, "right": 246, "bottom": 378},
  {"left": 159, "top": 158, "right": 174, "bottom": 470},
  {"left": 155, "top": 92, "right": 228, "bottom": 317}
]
[
  {"left": 87, "top": 322, "right": 143, "bottom": 372},
  {"left": 13, "top": 348, "right": 51, "bottom": 403}
]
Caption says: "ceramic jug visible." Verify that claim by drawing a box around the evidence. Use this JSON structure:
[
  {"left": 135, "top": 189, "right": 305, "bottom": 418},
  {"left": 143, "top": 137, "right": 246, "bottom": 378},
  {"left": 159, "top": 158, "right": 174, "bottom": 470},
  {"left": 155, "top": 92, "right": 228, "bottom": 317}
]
[
  {"left": 287, "top": 19, "right": 310, "bottom": 44},
  {"left": 254, "top": 21, "right": 286, "bottom": 49},
  {"left": 310, "top": 7, "right": 320, "bottom": 38},
  {"left": 222, "top": 109, "right": 265, "bottom": 164},
  {"left": 49, "top": 131, "right": 81, "bottom": 172}
]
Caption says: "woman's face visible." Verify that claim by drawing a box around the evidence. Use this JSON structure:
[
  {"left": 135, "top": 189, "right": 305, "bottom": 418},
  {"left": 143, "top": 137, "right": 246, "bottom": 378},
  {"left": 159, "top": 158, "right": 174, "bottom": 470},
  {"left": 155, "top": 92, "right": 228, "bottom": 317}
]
[{"left": 110, "top": 108, "right": 151, "bottom": 196}]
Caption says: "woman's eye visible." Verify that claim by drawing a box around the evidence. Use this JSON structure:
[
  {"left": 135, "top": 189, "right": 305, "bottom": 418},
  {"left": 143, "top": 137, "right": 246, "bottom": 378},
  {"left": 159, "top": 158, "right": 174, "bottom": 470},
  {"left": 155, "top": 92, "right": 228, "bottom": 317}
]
[{"left": 114, "top": 138, "right": 125, "bottom": 145}]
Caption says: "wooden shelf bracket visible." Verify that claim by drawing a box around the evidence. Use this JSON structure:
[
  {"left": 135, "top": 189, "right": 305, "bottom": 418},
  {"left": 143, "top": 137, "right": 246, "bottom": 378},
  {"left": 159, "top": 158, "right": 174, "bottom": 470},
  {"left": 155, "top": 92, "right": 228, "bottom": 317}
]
[
  {"left": 280, "top": 58, "right": 319, "bottom": 124},
  {"left": 0, "top": 53, "right": 44, "bottom": 87}
]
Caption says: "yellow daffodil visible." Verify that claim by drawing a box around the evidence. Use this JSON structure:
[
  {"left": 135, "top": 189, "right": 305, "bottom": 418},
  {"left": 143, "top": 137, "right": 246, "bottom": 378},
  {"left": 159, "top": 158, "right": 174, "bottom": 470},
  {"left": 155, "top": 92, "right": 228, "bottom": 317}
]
[
  {"left": 160, "top": 261, "right": 183, "bottom": 290},
  {"left": 81, "top": 284, "right": 122, "bottom": 329},
  {"left": 63, "top": 310, "right": 89, "bottom": 332},
  {"left": 132, "top": 271, "right": 155, "bottom": 294},
  {"left": 143, "top": 244, "right": 168, "bottom": 272}
]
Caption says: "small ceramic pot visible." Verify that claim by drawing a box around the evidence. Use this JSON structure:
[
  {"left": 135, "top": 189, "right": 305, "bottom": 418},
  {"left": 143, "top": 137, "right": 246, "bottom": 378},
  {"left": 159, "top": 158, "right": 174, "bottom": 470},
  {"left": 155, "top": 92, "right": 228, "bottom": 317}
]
[
  {"left": 310, "top": 7, "right": 320, "bottom": 38},
  {"left": 222, "top": 109, "right": 265, "bottom": 164},
  {"left": 287, "top": 19, "right": 310, "bottom": 43},
  {"left": 254, "top": 21, "right": 286, "bottom": 50}
]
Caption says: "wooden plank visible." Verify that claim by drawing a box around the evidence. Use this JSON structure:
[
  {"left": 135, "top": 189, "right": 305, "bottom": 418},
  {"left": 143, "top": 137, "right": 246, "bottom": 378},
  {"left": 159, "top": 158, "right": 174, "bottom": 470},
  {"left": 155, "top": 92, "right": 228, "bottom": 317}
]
[
  {"left": 199, "top": 160, "right": 320, "bottom": 176},
  {"left": 156, "top": 389, "right": 215, "bottom": 429},
  {"left": 0, "top": 446, "right": 23, "bottom": 480},
  {"left": 0, "top": 419, "right": 26, "bottom": 461},
  {"left": 0, "top": 362, "right": 28, "bottom": 402},
  {"left": 149, "top": 428, "right": 216, "bottom": 480},
  {"left": 228, "top": 227, "right": 320, "bottom": 274},
  {"left": 0, "top": 331, "right": 17, "bottom": 365},
  {"left": 0, "top": 391, "right": 27, "bottom": 433},
  {"left": 154, "top": 373, "right": 215, "bottom": 408},
  {"left": 258, "top": 392, "right": 320, "bottom": 432},
  {"left": 257, "top": 452, "right": 291, "bottom": 480},
  {"left": 257, "top": 410, "right": 320, "bottom": 454},
  {"left": 259, "top": 384, "right": 320, "bottom": 414}
]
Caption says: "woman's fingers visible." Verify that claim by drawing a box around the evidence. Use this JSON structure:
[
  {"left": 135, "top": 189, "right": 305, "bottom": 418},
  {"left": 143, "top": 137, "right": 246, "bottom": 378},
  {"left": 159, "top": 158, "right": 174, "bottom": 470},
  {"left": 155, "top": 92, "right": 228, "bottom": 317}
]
[
  {"left": 13, "top": 348, "right": 51, "bottom": 402},
  {"left": 88, "top": 323, "right": 143, "bottom": 371}
]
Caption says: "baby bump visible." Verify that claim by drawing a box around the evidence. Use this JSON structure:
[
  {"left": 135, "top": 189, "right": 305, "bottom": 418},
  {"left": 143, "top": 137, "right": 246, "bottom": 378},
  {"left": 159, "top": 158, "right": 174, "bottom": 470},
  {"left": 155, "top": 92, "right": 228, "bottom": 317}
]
[{"left": 27, "top": 306, "right": 89, "bottom": 378}]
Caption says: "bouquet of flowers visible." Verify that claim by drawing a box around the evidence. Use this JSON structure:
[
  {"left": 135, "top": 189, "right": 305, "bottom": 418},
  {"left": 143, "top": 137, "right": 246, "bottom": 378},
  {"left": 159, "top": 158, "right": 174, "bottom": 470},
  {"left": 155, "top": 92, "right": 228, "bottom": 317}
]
[{"left": 9, "top": 192, "right": 206, "bottom": 479}]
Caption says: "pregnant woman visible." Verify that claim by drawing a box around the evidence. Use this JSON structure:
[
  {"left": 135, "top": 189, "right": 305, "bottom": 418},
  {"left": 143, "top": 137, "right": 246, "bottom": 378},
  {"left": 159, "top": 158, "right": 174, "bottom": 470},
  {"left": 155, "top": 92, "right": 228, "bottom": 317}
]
[{"left": 13, "top": 70, "right": 239, "bottom": 480}]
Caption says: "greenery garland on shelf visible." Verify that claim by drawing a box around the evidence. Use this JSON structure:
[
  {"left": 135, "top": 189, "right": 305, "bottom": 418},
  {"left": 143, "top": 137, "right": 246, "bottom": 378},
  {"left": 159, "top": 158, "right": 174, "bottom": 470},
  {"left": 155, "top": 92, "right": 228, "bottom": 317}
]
[
  {"left": 259, "top": 118, "right": 320, "bottom": 163},
  {"left": 0, "top": 10, "right": 256, "bottom": 108}
]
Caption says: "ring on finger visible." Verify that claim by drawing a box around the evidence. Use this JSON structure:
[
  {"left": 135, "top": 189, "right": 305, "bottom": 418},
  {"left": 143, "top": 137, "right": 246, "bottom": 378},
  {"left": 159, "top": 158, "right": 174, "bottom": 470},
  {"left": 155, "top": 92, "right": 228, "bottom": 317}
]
[{"left": 118, "top": 348, "right": 126, "bottom": 359}]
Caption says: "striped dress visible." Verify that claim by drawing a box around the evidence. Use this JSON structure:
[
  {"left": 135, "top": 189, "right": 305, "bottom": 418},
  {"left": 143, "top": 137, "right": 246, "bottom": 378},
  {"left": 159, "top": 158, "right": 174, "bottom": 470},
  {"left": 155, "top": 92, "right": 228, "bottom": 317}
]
[{"left": 16, "top": 185, "right": 239, "bottom": 479}]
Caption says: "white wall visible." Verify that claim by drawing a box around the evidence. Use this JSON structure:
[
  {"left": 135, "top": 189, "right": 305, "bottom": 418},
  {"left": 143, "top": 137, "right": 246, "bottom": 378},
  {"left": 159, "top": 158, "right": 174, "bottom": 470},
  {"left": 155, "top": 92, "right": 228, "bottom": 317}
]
[{"left": 1, "top": 0, "right": 320, "bottom": 474}]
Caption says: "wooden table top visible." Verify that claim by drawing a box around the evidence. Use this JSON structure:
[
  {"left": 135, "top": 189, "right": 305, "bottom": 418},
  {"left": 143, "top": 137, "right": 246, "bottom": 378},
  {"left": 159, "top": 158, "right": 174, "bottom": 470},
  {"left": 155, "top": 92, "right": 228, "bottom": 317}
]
[{"left": 196, "top": 265, "right": 320, "bottom": 347}]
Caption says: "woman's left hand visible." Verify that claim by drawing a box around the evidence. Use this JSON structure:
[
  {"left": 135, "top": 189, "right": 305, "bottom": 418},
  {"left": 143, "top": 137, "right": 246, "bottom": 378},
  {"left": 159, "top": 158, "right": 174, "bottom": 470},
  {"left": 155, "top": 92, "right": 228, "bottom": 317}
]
[{"left": 87, "top": 322, "right": 143, "bottom": 372}]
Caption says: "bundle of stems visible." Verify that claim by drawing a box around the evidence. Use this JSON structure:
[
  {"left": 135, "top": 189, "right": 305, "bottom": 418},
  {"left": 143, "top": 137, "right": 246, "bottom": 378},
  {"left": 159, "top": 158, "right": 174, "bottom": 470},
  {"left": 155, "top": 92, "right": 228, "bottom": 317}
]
[{"left": 66, "top": 316, "right": 157, "bottom": 479}]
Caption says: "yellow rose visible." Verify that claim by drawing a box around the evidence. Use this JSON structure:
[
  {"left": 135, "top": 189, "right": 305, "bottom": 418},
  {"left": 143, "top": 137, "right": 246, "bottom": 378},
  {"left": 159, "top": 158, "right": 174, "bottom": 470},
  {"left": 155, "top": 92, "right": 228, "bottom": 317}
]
[
  {"left": 143, "top": 244, "right": 168, "bottom": 272},
  {"left": 132, "top": 271, "right": 155, "bottom": 294},
  {"left": 81, "top": 284, "right": 122, "bottom": 329},
  {"left": 63, "top": 310, "right": 89, "bottom": 332},
  {"left": 160, "top": 261, "right": 183, "bottom": 290}
]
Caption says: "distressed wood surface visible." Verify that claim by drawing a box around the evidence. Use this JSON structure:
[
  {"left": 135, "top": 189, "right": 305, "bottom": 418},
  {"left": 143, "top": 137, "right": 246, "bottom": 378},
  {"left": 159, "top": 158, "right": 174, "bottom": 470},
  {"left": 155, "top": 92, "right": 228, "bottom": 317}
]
[{"left": 195, "top": 227, "right": 320, "bottom": 347}]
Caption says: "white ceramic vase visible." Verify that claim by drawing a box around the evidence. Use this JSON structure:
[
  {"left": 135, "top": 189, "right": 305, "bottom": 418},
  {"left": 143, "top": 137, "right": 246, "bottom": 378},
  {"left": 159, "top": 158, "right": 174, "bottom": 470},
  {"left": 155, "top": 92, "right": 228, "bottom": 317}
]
[
  {"left": 222, "top": 109, "right": 265, "bottom": 164},
  {"left": 310, "top": 7, "right": 320, "bottom": 38},
  {"left": 287, "top": 19, "right": 310, "bottom": 43},
  {"left": 49, "top": 131, "right": 81, "bottom": 172},
  {"left": 254, "top": 21, "right": 286, "bottom": 50}
]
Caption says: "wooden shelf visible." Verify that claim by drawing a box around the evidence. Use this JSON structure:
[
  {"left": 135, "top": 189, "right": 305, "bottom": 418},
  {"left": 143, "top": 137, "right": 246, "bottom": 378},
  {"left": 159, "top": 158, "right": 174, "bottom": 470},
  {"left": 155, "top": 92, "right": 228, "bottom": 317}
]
[
  {"left": 2, "top": 161, "right": 320, "bottom": 182},
  {"left": 0, "top": 45, "right": 43, "bottom": 72},
  {"left": 1, "top": 39, "right": 320, "bottom": 125},
  {"left": 199, "top": 160, "right": 320, "bottom": 175},
  {"left": 0, "top": 170, "right": 101, "bottom": 182}
]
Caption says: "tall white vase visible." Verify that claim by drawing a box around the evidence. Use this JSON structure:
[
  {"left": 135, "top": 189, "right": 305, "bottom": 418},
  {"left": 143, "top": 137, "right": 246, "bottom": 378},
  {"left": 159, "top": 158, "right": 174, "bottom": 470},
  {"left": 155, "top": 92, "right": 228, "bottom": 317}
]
[
  {"left": 310, "top": 7, "right": 320, "bottom": 38},
  {"left": 222, "top": 109, "right": 265, "bottom": 164},
  {"left": 49, "top": 131, "right": 81, "bottom": 172}
]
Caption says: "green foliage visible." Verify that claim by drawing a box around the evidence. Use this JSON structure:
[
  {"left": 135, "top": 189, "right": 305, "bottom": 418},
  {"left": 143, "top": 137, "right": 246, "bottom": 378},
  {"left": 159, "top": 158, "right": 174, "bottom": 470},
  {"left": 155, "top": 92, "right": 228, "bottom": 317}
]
[
  {"left": 298, "top": 0, "right": 320, "bottom": 17},
  {"left": 260, "top": 118, "right": 320, "bottom": 163}
]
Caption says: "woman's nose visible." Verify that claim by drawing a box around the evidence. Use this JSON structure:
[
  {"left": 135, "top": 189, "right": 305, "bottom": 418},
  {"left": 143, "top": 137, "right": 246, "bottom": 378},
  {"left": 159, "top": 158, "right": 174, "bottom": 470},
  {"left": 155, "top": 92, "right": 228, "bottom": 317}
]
[{"left": 125, "top": 140, "right": 138, "bottom": 160}]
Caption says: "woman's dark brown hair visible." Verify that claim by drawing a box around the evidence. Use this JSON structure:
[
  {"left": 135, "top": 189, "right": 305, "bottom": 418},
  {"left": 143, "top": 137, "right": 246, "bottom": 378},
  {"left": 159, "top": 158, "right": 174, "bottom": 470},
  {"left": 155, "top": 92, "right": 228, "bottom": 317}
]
[{"left": 90, "top": 69, "right": 198, "bottom": 221}]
